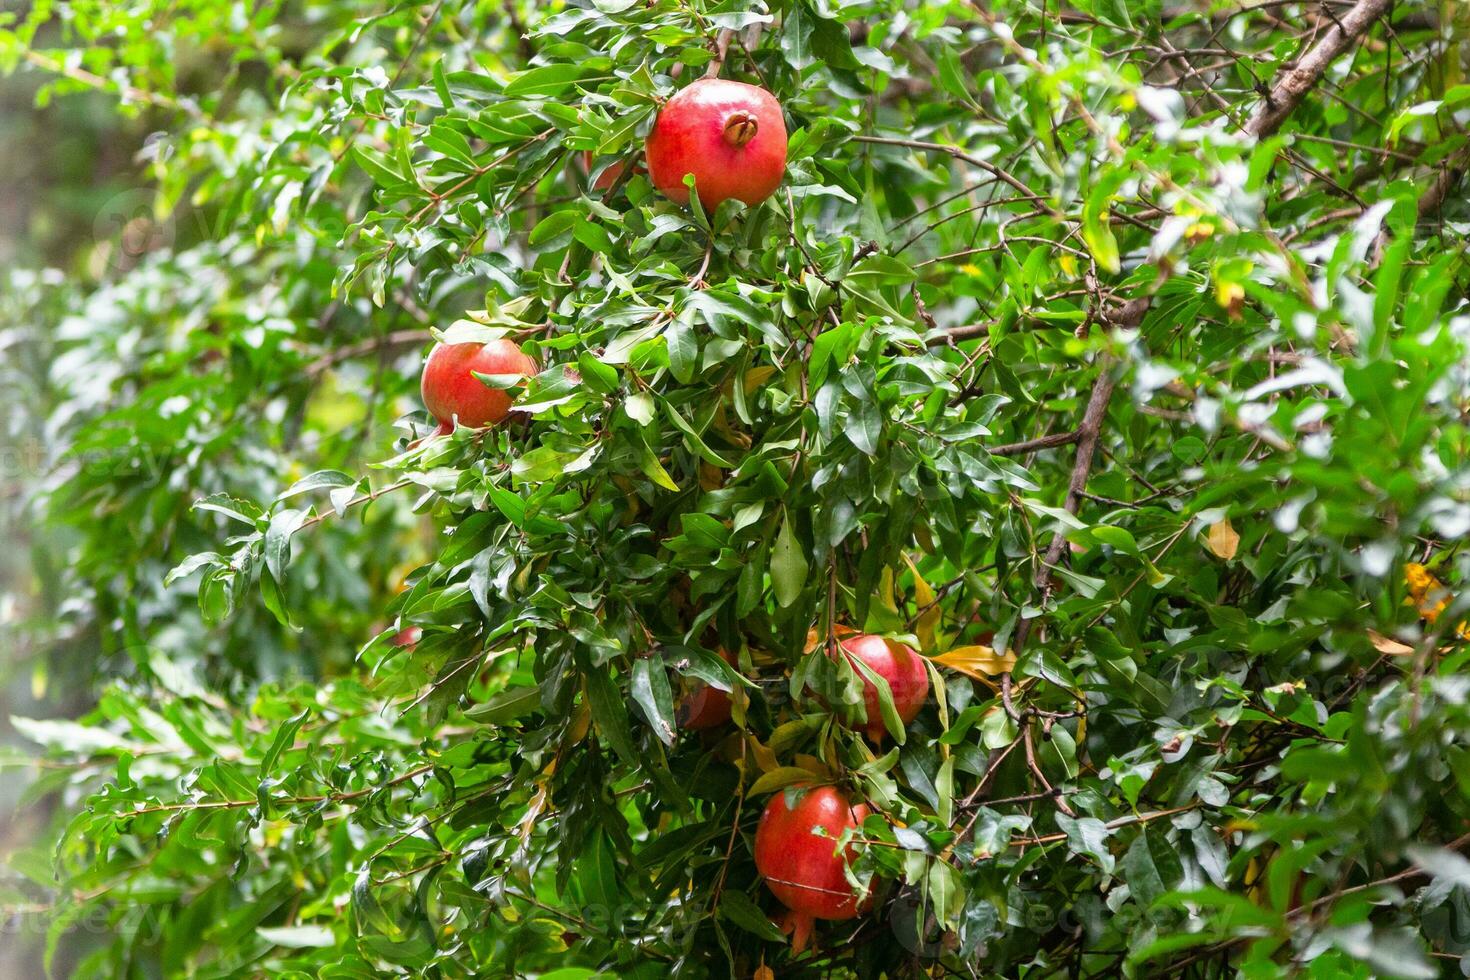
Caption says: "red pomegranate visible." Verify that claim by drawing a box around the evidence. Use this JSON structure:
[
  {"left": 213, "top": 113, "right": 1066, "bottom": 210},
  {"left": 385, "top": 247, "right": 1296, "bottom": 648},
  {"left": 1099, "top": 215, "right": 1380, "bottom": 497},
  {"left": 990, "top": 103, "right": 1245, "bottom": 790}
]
[
  {"left": 420, "top": 339, "right": 538, "bottom": 430},
  {"left": 832, "top": 634, "right": 930, "bottom": 741},
  {"left": 675, "top": 649, "right": 736, "bottom": 730},
  {"left": 580, "top": 151, "right": 640, "bottom": 193},
  {"left": 754, "top": 784, "right": 872, "bottom": 952},
  {"left": 645, "top": 78, "right": 787, "bottom": 209}
]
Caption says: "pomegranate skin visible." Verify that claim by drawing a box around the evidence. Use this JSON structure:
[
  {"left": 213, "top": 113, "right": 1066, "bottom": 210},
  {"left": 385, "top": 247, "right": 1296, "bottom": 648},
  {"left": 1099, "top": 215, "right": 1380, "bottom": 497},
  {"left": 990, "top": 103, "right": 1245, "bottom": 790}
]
[
  {"left": 834, "top": 634, "right": 930, "bottom": 741},
  {"left": 676, "top": 648, "right": 738, "bottom": 730},
  {"left": 676, "top": 684, "right": 732, "bottom": 729},
  {"left": 420, "top": 340, "right": 538, "bottom": 429},
  {"left": 645, "top": 78, "right": 787, "bottom": 209},
  {"left": 581, "top": 151, "right": 640, "bottom": 192},
  {"left": 754, "top": 785, "right": 871, "bottom": 950}
]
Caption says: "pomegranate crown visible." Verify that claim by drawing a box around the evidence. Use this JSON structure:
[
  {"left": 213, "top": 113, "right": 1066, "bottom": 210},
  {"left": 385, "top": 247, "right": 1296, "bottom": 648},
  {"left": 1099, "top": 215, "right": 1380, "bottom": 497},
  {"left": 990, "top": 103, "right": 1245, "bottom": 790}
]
[{"left": 722, "top": 111, "right": 759, "bottom": 148}]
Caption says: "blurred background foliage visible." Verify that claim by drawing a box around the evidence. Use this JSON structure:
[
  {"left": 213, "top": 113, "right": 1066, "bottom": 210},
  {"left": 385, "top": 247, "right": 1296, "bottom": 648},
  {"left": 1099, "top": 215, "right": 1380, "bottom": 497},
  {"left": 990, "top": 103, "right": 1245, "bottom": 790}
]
[{"left": 3, "top": 0, "right": 1470, "bottom": 978}]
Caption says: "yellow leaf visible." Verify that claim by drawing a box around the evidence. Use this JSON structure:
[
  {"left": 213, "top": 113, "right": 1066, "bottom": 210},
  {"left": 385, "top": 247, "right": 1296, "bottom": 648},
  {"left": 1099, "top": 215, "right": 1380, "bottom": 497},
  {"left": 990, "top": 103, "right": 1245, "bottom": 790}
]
[
  {"left": 904, "top": 555, "right": 935, "bottom": 605},
  {"left": 804, "top": 624, "right": 858, "bottom": 654},
  {"left": 877, "top": 566, "right": 899, "bottom": 614},
  {"left": 929, "top": 644, "right": 1016, "bottom": 679},
  {"left": 768, "top": 718, "right": 815, "bottom": 755},
  {"left": 742, "top": 365, "right": 778, "bottom": 395},
  {"left": 754, "top": 966, "right": 775, "bottom": 980},
  {"left": 566, "top": 699, "right": 591, "bottom": 744},
  {"left": 1366, "top": 629, "right": 1415, "bottom": 656},
  {"left": 745, "top": 733, "right": 778, "bottom": 774},
  {"left": 750, "top": 766, "right": 820, "bottom": 795},
  {"left": 1244, "top": 853, "right": 1266, "bottom": 905},
  {"left": 792, "top": 754, "right": 834, "bottom": 782},
  {"left": 1206, "top": 519, "right": 1239, "bottom": 560},
  {"left": 729, "top": 682, "right": 748, "bottom": 728},
  {"left": 711, "top": 400, "right": 752, "bottom": 449},
  {"left": 903, "top": 555, "right": 940, "bottom": 653},
  {"left": 517, "top": 782, "right": 549, "bottom": 847}
]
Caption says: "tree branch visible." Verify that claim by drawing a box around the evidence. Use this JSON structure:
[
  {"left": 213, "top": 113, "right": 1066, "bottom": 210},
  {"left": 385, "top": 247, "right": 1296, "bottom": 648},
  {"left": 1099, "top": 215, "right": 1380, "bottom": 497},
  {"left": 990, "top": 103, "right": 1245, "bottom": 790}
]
[
  {"left": 1013, "top": 296, "right": 1149, "bottom": 650},
  {"left": 1033, "top": 367, "right": 1117, "bottom": 591},
  {"left": 1417, "top": 149, "right": 1470, "bottom": 221},
  {"left": 704, "top": 29, "right": 736, "bottom": 78},
  {"left": 989, "top": 430, "right": 1083, "bottom": 457},
  {"left": 305, "top": 329, "right": 430, "bottom": 378},
  {"left": 1243, "top": 0, "right": 1394, "bottom": 137},
  {"left": 928, "top": 322, "right": 991, "bottom": 345}
]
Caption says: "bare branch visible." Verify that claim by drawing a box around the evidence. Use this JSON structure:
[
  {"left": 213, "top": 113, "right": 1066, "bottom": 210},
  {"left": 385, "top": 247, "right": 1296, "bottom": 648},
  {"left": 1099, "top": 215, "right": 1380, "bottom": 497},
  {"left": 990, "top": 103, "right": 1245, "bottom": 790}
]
[
  {"left": 989, "top": 431, "right": 1083, "bottom": 457},
  {"left": 704, "top": 29, "right": 736, "bottom": 79},
  {"left": 305, "top": 329, "right": 429, "bottom": 378},
  {"left": 1243, "top": 0, "right": 1394, "bottom": 137},
  {"left": 1014, "top": 296, "right": 1149, "bottom": 650}
]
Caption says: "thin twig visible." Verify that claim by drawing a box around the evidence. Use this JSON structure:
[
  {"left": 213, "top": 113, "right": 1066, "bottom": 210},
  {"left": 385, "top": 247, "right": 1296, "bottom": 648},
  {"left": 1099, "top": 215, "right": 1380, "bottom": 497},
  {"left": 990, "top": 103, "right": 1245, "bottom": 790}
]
[
  {"left": 123, "top": 763, "right": 435, "bottom": 816},
  {"left": 852, "top": 135, "right": 1055, "bottom": 211}
]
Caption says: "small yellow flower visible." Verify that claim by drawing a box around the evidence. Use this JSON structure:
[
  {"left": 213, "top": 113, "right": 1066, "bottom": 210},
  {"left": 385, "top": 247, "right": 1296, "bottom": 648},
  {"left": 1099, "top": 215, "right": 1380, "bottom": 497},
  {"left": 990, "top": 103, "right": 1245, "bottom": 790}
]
[
  {"left": 1406, "top": 563, "right": 1452, "bottom": 623},
  {"left": 1214, "top": 280, "right": 1245, "bottom": 318},
  {"left": 1185, "top": 221, "right": 1215, "bottom": 241},
  {"left": 1404, "top": 563, "right": 1470, "bottom": 638}
]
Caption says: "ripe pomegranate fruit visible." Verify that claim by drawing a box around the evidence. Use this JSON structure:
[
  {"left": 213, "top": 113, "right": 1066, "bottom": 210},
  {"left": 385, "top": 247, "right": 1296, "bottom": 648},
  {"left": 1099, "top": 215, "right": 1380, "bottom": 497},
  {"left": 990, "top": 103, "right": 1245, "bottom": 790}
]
[
  {"left": 580, "top": 151, "right": 641, "bottom": 193},
  {"left": 754, "top": 784, "right": 872, "bottom": 952},
  {"left": 645, "top": 78, "right": 787, "bottom": 209},
  {"left": 420, "top": 339, "right": 538, "bottom": 430},
  {"left": 675, "top": 649, "right": 736, "bottom": 730},
  {"left": 831, "top": 633, "right": 930, "bottom": 741}
]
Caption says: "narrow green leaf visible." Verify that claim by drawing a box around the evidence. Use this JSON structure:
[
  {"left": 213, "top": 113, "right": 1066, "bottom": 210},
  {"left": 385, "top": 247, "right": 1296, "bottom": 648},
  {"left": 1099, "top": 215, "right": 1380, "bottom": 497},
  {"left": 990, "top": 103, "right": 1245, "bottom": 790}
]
[
  {"left": 630, "top": 657, "right": 677, "bottom": 745},
  {"left": 771, "top": 510, "right": 809, "bottom": 608},
  {"left": 586, "top": 668, "right": 640, "bottom": 766},
  {"left": 504, "top": 64, "right": 592, "bottom": 98},
  {"left": 465, "top": 686, "right": 542, "bottom": 725}
]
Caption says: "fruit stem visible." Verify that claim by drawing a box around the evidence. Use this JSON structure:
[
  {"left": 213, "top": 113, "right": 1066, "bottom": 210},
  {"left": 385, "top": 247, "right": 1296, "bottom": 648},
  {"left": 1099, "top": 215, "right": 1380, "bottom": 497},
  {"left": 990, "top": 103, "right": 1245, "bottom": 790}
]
[{"left": 723, "top": 112, "right": 759, "bottom": 148}]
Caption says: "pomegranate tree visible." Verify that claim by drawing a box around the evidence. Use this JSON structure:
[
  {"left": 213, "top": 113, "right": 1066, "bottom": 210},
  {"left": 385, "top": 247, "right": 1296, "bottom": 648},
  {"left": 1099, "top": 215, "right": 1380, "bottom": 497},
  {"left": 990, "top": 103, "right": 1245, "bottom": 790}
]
[
  {"left": 753, "top": 784, "right": 872, "bottom": 952},
  {"left": 420, "top": 339, "right": 538, "bottom": 430},
  {"left": 645, "top": 78, "right": 787, "bottom": 209}
]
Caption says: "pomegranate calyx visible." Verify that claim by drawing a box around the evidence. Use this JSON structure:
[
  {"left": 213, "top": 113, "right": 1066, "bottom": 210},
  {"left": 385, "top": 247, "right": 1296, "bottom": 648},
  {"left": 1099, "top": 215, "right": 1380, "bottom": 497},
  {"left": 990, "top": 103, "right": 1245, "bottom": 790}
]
[
  {"left": 777, "top": 908, "right": 817, "bottom": 953},
  {"left": 722, "top": 111, "right": 759, "bottom": 148}
]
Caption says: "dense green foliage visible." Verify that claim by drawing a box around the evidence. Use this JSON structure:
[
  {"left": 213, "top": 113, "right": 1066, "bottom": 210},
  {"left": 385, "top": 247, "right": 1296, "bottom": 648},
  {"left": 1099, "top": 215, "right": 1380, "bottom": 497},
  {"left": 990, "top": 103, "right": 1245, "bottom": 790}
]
[{"left": 5, "top": 1, "right": 1470, "bottom": 976}]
